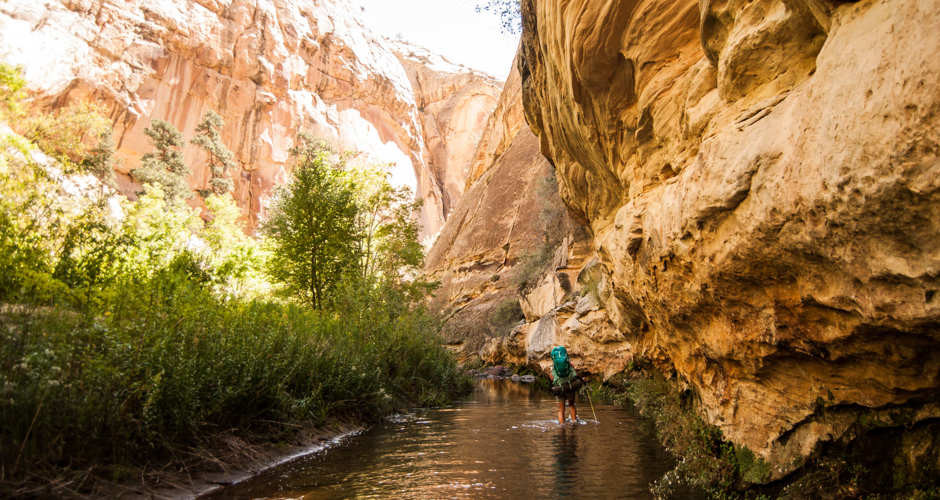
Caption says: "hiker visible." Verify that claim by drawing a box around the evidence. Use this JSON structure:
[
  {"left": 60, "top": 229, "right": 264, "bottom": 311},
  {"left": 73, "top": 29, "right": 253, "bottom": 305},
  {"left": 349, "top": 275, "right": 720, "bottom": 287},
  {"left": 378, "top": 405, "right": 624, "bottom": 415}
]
[{"left": 550, "top": 346, "right": 583, "bottom": 424}]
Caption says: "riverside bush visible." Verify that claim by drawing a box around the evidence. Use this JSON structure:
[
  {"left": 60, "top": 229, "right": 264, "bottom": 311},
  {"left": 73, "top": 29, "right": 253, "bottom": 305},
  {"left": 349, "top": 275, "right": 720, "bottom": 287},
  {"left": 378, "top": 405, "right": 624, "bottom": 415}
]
[
  {"left": 0, "top": 69, "right": 469, "bottom": 489},
  {"left": 620, "top": 372, "right": 770, "bottom": 499},
  {"left": 0, "top": 168, "right": 467, "bottom": 485},
  {"left": 0, "top": 274, "right": 468, "bottom": 474}
]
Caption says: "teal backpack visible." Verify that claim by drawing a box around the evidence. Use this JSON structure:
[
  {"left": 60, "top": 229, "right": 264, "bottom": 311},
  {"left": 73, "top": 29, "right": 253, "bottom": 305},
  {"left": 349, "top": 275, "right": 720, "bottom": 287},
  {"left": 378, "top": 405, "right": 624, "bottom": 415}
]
[{"left": 551, "top": 346, "right": 571, "bottom": 378}]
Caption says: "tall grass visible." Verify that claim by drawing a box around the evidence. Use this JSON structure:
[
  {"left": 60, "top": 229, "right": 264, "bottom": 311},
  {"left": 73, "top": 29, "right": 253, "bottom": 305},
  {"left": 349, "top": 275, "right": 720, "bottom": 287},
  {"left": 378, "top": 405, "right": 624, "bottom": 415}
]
[{"left": 0, "top": 268, "right": 469, "bottom": 476}]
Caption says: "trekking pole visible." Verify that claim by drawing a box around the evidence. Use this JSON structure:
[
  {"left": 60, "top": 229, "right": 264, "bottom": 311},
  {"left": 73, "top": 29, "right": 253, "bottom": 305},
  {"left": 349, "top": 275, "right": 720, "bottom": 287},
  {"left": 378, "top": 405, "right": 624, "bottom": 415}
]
[{"left": 585, "top": 387, "right": 599, "bottom": 423}]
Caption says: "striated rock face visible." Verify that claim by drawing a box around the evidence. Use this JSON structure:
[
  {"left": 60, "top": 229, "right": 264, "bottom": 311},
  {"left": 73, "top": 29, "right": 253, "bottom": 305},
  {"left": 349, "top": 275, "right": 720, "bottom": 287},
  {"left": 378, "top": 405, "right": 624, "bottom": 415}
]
[
  {"left": 425, "top": 57, "right": 580, "bottom": 355},
  {"left": 518, "top": 0, "right": 940, "bottom": 479},
  {"left": 393, "top": 42, "right": 503, "bottom": 220},
  {"left": 0, "top": 0, "right": 500, "bottom": 236}
]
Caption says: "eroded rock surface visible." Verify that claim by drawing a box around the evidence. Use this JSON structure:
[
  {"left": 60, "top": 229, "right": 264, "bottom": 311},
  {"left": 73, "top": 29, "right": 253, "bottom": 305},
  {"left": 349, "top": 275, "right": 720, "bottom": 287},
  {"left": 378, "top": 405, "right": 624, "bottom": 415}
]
[
  {"left": 518, "top": 0, "right": 940, "bottom": 479},
  {"left": 425, "top": 57, "right": 579, "bottom": 355},
  {"left": 393, "top": 41, "right": 502, "bottom": 221},
  {"left": 0, "top": 0, "right": 500, "bottom": 235}
]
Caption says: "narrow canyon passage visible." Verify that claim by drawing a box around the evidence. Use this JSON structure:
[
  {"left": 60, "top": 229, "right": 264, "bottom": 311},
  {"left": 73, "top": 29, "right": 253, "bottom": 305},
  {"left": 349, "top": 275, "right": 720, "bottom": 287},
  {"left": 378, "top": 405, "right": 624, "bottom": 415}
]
[
  {"left": 1, "top": 0, "right": 937, "bottom": 495},
  {"left": 204, "top": 379, "right": 675, "bottom": 499}
]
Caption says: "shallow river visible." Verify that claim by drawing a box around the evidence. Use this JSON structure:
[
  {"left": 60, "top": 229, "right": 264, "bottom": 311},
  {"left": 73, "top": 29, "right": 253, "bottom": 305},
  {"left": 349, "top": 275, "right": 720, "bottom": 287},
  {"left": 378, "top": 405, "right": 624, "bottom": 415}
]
[{"left": 207, "top": 379, "right": 674, "bottom": 499}]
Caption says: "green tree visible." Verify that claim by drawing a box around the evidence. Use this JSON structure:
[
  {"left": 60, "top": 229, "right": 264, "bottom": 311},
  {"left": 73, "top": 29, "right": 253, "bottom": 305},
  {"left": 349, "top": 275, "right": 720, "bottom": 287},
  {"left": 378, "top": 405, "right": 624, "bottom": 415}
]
[
  {"left": 52, "top": 210, "right": 133, "bottom": 312},
  {"left": 0, "top": 63, "right": 26, "bottom": 120},
  {"left": 21, "top": 101, "right": 115, "bottom": 179},
  {"left": 203, "top": 193, "right": 268, "bottom": 298},
  {"left": 264, "top": 137, "right": 360, "bottom": 309},
  {"left": 191, "top": 110, "right": 235, "bottom": 195},
  {"left": 83, "top": 129, "right": 117, "bottom": 187},
  {"left": 119, "top": 185, "right": 201, "bottom": 276},
  {"left": 132, "top": 119, "right": 191, "bottom": 204},
  {"left": 348, "top": 165, "right": 426, "bottom": 287}
]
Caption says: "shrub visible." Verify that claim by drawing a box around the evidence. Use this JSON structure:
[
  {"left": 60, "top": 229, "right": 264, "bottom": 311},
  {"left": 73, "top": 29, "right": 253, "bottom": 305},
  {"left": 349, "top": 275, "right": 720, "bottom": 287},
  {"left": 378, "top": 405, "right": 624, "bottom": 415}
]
[
  {"left": 19, "top": 101, "right": 114, "bottom": 179},
  {"left": 620, "top": 373, "right": 771, "bottom": 499},
  {"left": 0, "top": 274, "right": 469, "bottom": 475},
  {"left": 1, "top": 64, "right": 116, "bottom": 185},
  {"left": 0, "top": 63, "right": 26, "bottom": 119},
  {"left": 0, "top": 135, "right": 76, "bottom": 304},
  {"left": 132, "top": 119, "right": 191, "bottom": 204}
]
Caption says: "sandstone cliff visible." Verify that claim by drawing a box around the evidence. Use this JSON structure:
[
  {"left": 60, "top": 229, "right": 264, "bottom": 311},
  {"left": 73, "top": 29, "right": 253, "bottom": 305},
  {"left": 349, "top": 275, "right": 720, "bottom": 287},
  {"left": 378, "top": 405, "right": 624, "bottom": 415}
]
[
  {"left": 425, "top": 56, "right": 582, "bottom": 355},
  {"left": 0, "top": 0, "right": 501, "bottom": 236},
  {"left": 513, "top": 0, "right": 940, "bottom": 483}
]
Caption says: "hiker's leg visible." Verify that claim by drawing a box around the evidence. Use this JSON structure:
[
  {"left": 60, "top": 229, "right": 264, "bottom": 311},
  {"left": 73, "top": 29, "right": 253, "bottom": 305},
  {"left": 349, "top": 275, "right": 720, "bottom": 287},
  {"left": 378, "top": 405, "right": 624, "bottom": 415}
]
[
  {"left": 569, "top": 398, "right": 577, "bottom": 422},
  {"left": 557, "top": 400, "right": 565, "bottom": 424}
]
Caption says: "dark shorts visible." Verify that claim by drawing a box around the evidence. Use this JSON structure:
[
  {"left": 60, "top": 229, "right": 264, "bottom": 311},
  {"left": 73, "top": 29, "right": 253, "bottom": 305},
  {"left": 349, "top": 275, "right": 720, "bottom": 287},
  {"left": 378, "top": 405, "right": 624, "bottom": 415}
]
[
  {"left": 552, "top": 376, "right": 582, "bottom": 404},
  {"left": 555, "top": 389, "right": 576, "bottom": 404}
]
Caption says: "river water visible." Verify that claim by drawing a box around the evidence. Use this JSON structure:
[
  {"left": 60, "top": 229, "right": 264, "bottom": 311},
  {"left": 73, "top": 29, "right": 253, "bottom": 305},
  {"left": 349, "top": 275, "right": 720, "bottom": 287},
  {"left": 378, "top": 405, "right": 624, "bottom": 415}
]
[{"left": 207, "top": 379, "right": 674, "bottom": 499}]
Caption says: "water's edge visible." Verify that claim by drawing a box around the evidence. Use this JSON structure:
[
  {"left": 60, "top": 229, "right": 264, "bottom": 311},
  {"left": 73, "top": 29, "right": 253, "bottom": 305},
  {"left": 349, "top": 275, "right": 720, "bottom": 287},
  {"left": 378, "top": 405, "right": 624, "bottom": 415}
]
[
  {"left": 185, "top": 427, "right": 365, "bottom": 500},
  {"left": 208, "top": 378, "right": 675, "bottom": 499},
  {"left": 114, "top": 422, "right": 366, "bottom": 500}
]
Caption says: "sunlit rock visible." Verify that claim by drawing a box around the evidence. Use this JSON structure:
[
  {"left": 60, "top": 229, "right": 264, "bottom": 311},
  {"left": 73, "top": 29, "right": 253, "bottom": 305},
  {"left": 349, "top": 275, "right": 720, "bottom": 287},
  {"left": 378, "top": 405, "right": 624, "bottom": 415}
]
[
  {"left": 0, "top": 0, "right": 500, "bottom": 236},
  {"left": 424, "top": 54, "right": 579, "bottom": 355},
  {"left": 519, "top": 0, "right": 940, "bottom": 479}
]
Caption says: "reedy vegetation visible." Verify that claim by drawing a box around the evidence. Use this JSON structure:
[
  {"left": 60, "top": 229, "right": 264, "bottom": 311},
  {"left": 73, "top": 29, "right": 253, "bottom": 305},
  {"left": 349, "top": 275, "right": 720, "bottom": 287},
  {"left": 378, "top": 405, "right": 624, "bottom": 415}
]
[{"left": 0, "top": 63, "right": 468, "bottom": 490}]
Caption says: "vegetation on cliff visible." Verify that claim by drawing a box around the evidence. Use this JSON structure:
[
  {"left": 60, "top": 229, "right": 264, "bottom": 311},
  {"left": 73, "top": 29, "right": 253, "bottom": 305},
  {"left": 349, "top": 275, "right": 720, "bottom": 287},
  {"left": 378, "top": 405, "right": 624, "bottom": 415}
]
[
  {"left": 0, "top": 64, "right": 468, "bottom": 495},
  {"left": 589, "top": 368, "right": 940, "bottom": 500},
  {"left": 603, "top": 373, "right": 772, "bottom": 499}
]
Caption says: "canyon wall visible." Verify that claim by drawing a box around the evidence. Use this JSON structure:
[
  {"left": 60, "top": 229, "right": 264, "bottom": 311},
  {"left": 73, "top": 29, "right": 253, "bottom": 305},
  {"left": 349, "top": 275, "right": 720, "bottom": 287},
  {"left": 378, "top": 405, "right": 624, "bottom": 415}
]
[
  {"left": 512, "top": 0, "right": 940, "bottom": 482},
  {"left": 425, "top": 57, "right": 580, "bottom": 355},
  {"left": 0, "top": 0, "right": 500, "bottom": 236}
]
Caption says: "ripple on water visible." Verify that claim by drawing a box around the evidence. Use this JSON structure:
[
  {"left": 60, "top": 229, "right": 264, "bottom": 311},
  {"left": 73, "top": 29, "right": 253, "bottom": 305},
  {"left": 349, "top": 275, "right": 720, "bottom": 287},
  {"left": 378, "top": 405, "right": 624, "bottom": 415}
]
[
  {"left": 203, "top": 380, "right": 675, "bottom": 500},
  {"left": 384, "top": 412, "right": 417, "bottom": 424}
]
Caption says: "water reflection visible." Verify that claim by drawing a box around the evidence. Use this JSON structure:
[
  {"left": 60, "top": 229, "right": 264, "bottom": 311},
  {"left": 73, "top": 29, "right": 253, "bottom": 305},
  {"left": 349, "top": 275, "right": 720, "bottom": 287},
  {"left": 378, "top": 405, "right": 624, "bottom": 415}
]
[
  {"left": 552, "top": 426, "right": 579, "bottom": 497},
  {"left": 205, "top": 379, "right": 673, "bottom": 499}
]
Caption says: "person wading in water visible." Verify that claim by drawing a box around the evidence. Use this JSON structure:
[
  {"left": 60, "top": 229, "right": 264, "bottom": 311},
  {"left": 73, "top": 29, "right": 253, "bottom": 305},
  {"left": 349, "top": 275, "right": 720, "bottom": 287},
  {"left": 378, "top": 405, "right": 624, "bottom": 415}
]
[{"left": 550, "top": 346, "right": 583, "bottom": 424}]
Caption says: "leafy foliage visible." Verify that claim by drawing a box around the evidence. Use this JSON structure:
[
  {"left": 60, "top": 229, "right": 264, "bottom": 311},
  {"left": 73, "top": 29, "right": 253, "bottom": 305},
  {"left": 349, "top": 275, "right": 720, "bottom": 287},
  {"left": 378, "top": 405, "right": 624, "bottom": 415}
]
[
  {"left": 0, "top": 135, "right": 85, "bottom": 304},
  {"left": 83, "top": 129, "right": 117, "bottom": 186},
  {"left": 619, "top": 372, "right": 771, "bottom": 498},
  {"left": 264, "top": 139, "right": 360, "bottom": 309},
  {"left": 346, "top": 159, "right": 435, "bottom": 301},
  {"left": 0, "top": 73, "right": 467, "bottom": 492},
  {"left": 0, "top": 273, "right": 468, "bottom": 481},
  {"left": 0, "top": 63, "right": 26, "bottom": 120},
  {"left": 203, "top": 193, "right": 270, "bottom": 298},
  {"left": 20, "top": 101, "right": 115, "bottom": 182},
  {"left": 191, "top": 110, "right": 235, "bottom": 195},
  {"left": 132, "top": 119, "right": 191, "bottom": 204},
  {"left": 264, "top": 137, "right": 435, "bottom": 311},
  {"left": 475, "top": 0, "right": 522, "bottom": 34},
  {"left": 0, "top": 64, "right": 118, "bottom": 185}
]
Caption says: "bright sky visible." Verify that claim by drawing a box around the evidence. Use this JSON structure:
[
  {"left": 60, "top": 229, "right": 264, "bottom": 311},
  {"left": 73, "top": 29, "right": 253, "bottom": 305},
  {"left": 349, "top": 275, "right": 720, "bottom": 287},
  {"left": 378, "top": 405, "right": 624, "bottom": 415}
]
[{"left": 356, "top": 0, "right": 519, "bottom": 80}]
